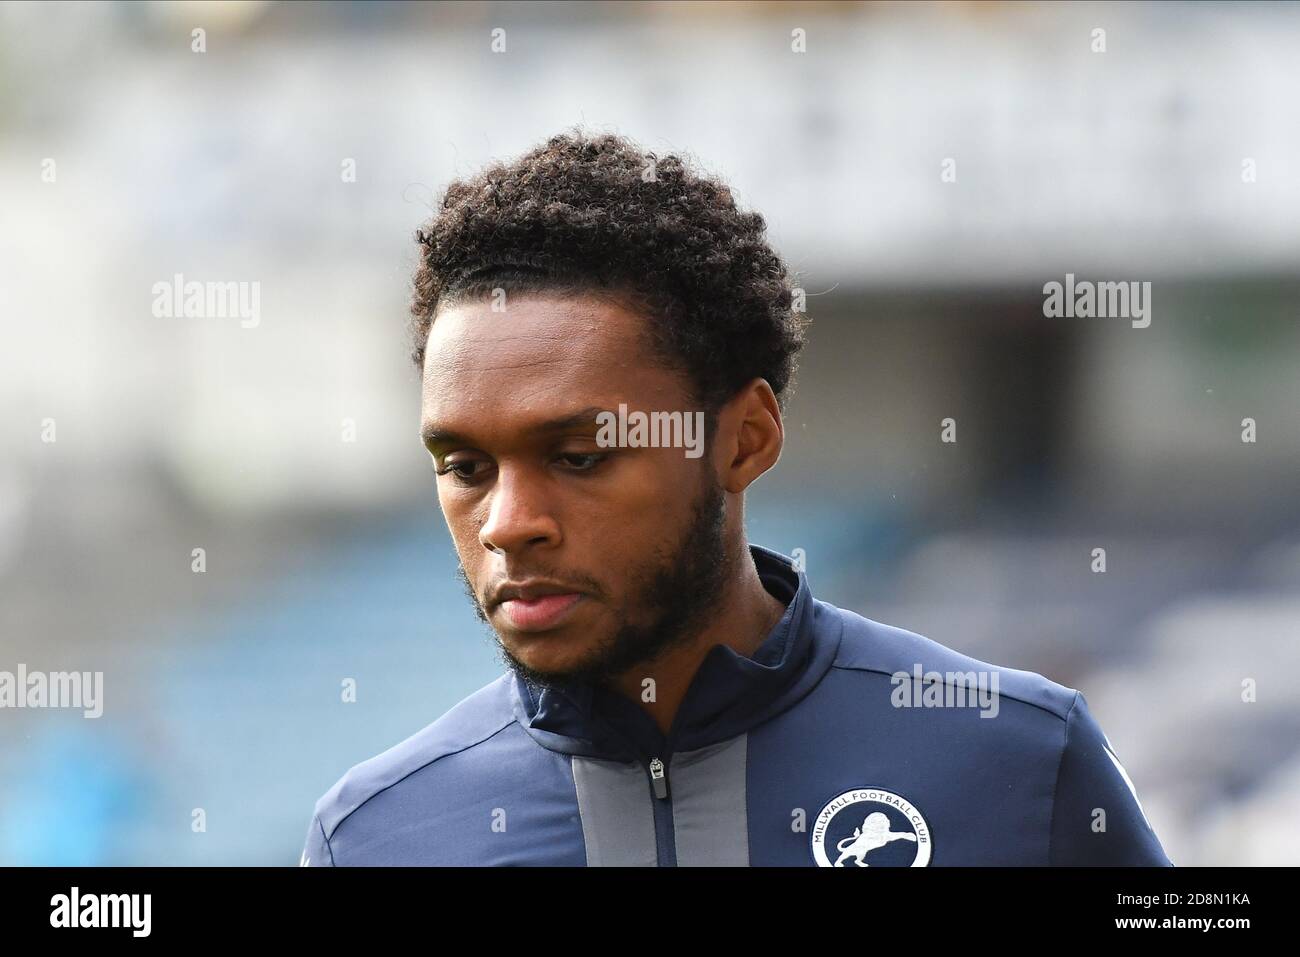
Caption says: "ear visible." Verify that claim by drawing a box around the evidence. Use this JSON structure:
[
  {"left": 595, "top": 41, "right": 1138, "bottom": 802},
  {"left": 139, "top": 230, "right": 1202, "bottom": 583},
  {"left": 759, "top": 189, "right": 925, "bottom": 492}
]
[{"left": 714, "top": 378, "right": 784, "bottom": 495}]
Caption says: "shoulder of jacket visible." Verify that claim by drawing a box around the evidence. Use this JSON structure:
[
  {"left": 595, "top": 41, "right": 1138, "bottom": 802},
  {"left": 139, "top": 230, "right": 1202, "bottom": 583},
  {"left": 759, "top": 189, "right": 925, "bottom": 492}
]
[
  {"left": 820, "top": 600, "right": 1079, "bottom": 723},
  {"left": 313, "top": 673, "right": 516, "bottom": 839}
]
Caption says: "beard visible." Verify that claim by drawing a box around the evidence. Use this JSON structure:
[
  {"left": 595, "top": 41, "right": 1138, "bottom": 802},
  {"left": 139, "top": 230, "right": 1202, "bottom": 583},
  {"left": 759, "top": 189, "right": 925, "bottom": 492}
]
[{"left": 456, "top": 466, "right": 732, "bottom": 692}]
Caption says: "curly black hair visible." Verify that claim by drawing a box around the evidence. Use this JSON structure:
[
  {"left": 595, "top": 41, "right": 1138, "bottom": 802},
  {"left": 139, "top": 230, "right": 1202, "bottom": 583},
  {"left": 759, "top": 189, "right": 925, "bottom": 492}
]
[{"left": 410, "top": 128, "right": 808, "bottom": 415}]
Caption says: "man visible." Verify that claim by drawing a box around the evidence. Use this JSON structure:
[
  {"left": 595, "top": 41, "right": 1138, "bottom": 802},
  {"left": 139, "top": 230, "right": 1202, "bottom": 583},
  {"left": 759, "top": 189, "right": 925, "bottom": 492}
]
[{"left": 301, "top": 130, "right": 1172, "bottom": 866}]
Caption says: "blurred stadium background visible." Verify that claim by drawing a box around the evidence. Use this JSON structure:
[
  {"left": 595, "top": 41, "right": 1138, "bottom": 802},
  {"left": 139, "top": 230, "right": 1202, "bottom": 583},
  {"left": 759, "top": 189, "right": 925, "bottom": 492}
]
[{"left": 1, "top": 0, "right": 1298, "bottom": 865}]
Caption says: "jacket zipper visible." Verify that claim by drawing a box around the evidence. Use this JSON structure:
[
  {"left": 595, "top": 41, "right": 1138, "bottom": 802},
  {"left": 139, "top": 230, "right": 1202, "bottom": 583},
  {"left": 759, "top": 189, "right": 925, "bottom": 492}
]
[
  {"left": 584, "top": 702, "right": 678, "bottom": 866},
  {"left": 646, "top": 754, "right": 677, "bottom": 866},
  {"left": 648, "top": 757, "right": 668, "bottom": 799}
]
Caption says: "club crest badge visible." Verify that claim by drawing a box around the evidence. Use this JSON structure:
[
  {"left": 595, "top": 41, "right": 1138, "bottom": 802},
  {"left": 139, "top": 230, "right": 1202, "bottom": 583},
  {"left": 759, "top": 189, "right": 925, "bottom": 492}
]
[{"left": 811, "top": 787, "right": 932, "bottom": 867}]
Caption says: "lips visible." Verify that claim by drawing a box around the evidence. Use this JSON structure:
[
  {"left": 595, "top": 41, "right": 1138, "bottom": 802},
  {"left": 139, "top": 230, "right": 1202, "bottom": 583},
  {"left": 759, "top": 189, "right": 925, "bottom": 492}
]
[{"left": 498, "top": 593, "right": 584, "bottom": 632}]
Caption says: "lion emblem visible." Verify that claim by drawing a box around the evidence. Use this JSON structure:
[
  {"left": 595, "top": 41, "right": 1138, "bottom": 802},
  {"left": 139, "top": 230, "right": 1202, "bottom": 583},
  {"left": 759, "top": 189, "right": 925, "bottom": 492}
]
[{"left": 832, "top": 811, "right": 918, "bottom": 866}]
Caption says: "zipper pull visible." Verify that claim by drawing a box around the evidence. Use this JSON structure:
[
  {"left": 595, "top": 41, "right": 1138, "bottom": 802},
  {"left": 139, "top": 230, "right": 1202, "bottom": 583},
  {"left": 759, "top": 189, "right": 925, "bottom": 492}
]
[{"left": 648, "top": 756, "right": 669, "bottom": 800}]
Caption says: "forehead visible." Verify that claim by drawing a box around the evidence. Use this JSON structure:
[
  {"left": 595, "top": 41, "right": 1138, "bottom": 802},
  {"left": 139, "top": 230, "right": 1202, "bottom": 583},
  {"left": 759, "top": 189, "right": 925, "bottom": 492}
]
[{"left": 420, "top": 292, "right": 687, "bottom": 438}]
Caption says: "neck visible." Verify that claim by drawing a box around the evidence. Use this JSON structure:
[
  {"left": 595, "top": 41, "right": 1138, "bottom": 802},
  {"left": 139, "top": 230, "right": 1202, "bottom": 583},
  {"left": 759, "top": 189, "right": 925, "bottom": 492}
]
[{"left": 606, "top": 546, "right": 788, "bottom": 736}]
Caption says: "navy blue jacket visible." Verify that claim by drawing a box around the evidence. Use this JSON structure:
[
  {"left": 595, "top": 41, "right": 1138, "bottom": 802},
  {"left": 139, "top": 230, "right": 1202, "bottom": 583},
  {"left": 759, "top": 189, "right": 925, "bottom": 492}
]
[{"left": 302, "top": 545, "right": 1172, "bottom": 866}]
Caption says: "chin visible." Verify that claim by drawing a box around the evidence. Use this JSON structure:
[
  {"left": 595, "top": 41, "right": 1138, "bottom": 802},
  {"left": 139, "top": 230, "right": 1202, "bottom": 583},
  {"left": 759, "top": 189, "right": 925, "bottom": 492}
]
[{"left": 501, "top": 631, "right": 605, "bottom": 680}]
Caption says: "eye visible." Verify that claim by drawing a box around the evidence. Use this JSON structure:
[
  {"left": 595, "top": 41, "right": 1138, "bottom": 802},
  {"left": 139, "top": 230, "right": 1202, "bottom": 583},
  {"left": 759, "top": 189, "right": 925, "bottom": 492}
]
[
  {"left": 435, "top": 458, "right": 491, "bottom": 484},
  {"left": 556, "top": 452, "right": 606, "bottom": 471}
]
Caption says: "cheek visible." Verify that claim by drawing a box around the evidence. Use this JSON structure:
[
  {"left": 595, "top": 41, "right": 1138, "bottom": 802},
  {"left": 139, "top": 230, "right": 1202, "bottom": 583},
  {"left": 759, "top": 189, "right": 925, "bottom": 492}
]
[
  {"left": 437, "top": 490, "right": 485, "bottom": 561},
  {"left": 571, "top": 466, "right": 698, "bottom": 567},
  {"left": 603, "top": 453, "right": 690, "bottom": 508}
]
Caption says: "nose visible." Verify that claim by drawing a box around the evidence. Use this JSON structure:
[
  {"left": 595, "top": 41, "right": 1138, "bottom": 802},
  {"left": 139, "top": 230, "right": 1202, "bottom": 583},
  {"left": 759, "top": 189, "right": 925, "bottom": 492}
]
[{"left": 478, "top": 466, "right": 561, "bottom": 555}]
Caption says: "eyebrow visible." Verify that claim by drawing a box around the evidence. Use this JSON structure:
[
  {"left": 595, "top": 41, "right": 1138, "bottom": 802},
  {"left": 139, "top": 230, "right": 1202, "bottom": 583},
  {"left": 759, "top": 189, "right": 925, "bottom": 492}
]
[{"left": 421, "top": 406, "right": 608, "bottom": 449}]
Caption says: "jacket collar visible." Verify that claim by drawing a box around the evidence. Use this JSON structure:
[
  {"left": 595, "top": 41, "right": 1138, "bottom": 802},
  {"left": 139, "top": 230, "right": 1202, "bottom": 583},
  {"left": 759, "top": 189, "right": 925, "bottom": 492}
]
[{"left": 510, "top": 544, "right": 842, "bottom": 760}]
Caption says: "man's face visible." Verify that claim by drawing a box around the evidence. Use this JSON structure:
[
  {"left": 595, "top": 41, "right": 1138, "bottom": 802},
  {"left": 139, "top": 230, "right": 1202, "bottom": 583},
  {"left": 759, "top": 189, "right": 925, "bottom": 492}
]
[{"left": 421, "top": 292, "right": 732, "bottom": 689}]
